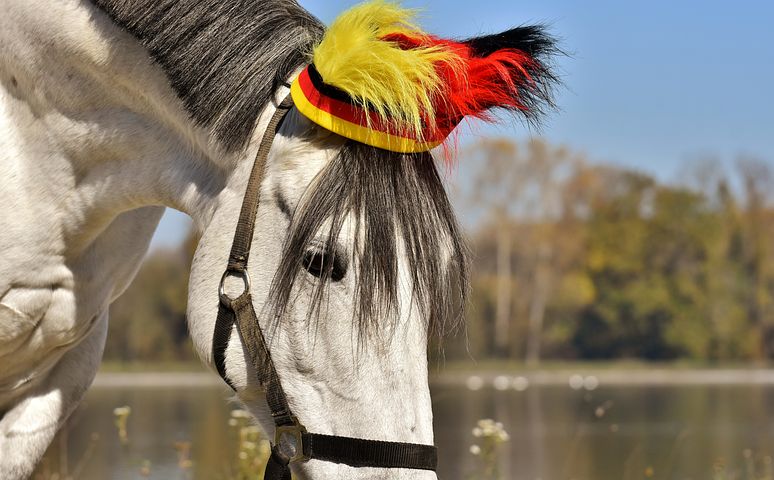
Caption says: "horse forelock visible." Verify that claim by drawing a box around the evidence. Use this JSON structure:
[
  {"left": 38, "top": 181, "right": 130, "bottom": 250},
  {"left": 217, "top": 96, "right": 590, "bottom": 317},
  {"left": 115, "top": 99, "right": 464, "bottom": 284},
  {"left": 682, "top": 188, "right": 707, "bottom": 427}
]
[
  {"left": 266, "top": 140, "right": 469, "bottom": 343},
  {"left": 90, "top": 0, "right": 324, "bottom": 152}
]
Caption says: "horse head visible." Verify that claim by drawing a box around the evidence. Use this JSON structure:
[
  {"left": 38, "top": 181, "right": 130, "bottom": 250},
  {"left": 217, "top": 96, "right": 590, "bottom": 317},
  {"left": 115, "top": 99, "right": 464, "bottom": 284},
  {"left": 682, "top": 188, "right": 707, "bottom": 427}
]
[{"left": 185, "top": 2, "right": 558, "bottom": 477}]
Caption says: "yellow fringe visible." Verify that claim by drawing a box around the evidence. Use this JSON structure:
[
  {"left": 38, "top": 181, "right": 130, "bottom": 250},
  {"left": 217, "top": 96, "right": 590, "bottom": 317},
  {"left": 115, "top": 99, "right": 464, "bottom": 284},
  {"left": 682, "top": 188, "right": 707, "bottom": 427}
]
[{"left": 312, "top": 0, "right": 462, "bottom": 140}]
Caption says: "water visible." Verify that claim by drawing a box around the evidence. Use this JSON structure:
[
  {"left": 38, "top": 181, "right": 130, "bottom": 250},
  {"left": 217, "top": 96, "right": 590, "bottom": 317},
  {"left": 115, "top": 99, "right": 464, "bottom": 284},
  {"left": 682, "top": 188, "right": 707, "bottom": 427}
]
[{"left": 36, "top": 381, "right": 774, "bottom": 480}]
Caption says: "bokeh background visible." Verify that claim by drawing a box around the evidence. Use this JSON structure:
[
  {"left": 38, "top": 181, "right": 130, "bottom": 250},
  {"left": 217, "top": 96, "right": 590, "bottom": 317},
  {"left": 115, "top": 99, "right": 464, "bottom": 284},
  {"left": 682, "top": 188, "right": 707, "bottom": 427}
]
[{"left": 37, "top": 1, "right": 774, "bottom": 479}]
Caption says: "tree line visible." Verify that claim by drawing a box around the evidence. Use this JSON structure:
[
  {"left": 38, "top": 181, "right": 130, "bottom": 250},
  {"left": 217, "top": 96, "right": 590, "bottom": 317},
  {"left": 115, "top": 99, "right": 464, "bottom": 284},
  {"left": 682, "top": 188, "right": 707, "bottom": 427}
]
[{"left": 105, "top": 139, "right": 774, "bottom": 364}]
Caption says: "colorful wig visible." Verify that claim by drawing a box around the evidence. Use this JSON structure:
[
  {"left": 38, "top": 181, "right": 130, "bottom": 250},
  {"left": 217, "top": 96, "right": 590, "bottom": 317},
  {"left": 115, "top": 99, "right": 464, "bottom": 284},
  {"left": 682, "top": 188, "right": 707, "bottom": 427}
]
[{"left": 290, "top": 0, "right": 559, "bottom": 154}]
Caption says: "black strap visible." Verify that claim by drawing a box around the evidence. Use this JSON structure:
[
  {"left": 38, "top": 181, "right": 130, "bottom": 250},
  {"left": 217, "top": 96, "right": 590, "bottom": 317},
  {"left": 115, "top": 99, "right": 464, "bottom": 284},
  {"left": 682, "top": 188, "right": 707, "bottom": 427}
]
[
  {"left": 228, "top": 292, "right": 297, "bottom": 426},
  {"left": 303, "top": 433, "right": 438, "bottom": 470},
  {"left": 212, "top": 96, "right": 293, "bottom": 395},
  {"left": 263, "top": 435, "right": 437, "bottom": 480},
  {"left": 265, "top": 445, "right": 293, "bottom": 480},
  {"left": 212, "top": 299, "right": 236, "bottom": 390},
  {"left": 212, "top": 94, "right": 438, "bottom": 478}
]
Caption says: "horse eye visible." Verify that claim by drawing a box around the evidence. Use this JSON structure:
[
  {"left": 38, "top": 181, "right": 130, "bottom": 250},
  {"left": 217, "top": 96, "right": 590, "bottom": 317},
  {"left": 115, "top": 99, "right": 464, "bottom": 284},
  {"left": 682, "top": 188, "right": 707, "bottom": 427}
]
[{"left": 302, "top": 249, "right": 347, "bottom": 282}]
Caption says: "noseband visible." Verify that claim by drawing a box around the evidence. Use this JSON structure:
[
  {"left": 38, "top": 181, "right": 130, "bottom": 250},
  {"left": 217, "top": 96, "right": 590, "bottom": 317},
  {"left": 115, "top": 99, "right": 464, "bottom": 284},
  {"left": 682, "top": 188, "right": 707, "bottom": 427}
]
[{"left": 211, "top": 95, "right": 438, "bottom": 479}]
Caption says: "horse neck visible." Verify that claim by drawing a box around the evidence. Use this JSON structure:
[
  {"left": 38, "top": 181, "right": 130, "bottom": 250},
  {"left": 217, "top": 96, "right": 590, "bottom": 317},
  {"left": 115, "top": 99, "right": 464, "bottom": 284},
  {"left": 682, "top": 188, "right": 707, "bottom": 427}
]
[{"left": 6, "top": 1, "right": 274, "bottom": 256}]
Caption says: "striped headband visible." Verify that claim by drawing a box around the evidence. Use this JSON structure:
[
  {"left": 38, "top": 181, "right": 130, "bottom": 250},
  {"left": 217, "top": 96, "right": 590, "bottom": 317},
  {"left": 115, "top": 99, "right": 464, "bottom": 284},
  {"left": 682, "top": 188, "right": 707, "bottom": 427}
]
[{"left": 291, "top": 64, "right": 447, "bottom": 153}]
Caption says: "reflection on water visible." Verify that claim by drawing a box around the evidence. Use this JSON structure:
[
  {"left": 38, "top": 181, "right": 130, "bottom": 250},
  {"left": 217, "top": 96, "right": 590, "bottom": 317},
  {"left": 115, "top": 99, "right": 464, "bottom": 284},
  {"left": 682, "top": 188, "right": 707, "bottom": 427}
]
[{"left": 36, "top": 382, "right": 774, "bottom": 479}]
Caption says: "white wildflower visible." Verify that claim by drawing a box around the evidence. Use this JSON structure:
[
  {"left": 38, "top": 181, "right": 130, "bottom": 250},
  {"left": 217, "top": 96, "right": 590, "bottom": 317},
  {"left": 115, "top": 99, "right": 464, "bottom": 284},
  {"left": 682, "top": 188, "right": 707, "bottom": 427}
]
[
  {"left": 512, "top": 376, "right": 529, "bottom": 391},
  {"left": 493, "top": 376, "right": 510, "bottom": 391},
  {"left": 569, "top": 375, "right": 584, "bottom": 390},
  {"left": 466, "top": 376, "right": 484, "bottom": 391},
  {"left": 583, "top": 375, "right": 599, "bottom": 391},
  {"left": 113, "top": 406, "right": 131, "bottom": 416}
]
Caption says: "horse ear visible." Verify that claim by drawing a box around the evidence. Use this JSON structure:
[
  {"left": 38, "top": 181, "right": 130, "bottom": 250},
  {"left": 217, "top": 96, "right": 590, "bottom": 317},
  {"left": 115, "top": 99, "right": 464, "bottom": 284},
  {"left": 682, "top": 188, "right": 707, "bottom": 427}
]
[{"left": 447, "top": 25, "right": 560, "bottom": 125}]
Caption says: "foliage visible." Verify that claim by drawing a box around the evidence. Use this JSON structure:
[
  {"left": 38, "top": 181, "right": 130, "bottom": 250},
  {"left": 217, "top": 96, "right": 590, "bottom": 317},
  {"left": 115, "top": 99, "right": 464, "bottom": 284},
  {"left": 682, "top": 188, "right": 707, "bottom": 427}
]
[
  {"left": 105, "top": 230, "right": 199, "bottom": 363},
  {"left": 108, "top": 407, "right": 269, "bottom": 479},
  {"left": 113, "top": 406, "right": 131, "bottom": 446},
  {"left": 226, "top": 409, "right": 271, "bottom": 479},
  {"left": 713, "top": 450, "right": 774, "bottom": 480},
  {"left": 455, "top": 139, "right": 774, "bottom": 363}
]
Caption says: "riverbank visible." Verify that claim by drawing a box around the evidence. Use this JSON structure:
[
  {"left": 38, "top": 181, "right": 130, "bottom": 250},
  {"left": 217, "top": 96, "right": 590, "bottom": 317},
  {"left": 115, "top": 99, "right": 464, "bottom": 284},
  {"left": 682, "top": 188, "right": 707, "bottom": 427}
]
[{"left": 93, "top": 365, "right": 774, "bottom": 388}]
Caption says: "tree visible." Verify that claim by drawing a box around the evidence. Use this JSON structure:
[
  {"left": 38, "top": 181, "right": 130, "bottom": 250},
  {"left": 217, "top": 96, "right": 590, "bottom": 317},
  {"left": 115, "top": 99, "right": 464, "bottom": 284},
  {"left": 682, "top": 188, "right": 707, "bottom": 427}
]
[
  {"left": 461, "top": 138, "right": 584, "bottom": 362},
  {"left": 105, "top": 227, "right": 200, "bottom": 363},
  {"left": 736, "top": 158, "right": 774, "bottom": 359}
]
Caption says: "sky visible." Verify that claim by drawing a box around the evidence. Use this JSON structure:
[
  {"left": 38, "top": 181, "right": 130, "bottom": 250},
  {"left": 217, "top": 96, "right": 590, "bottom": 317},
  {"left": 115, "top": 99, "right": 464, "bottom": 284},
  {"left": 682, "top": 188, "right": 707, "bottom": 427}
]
[{"left": 150, "top": 0, "right": 774, "bottom": 249}]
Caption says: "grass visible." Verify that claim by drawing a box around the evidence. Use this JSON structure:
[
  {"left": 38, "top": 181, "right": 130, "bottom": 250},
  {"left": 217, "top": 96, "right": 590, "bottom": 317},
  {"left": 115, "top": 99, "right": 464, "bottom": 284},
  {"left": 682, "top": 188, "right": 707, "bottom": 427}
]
[{"left": 713, "top": 450, "right": 774, "bottom": 480}]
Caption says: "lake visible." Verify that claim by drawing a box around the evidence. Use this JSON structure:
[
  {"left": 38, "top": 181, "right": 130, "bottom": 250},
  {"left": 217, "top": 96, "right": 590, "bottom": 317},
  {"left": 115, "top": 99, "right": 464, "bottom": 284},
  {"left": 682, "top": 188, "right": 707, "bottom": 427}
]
[{"left": 35, "top": 373, "right": 774, "bottom": 480}]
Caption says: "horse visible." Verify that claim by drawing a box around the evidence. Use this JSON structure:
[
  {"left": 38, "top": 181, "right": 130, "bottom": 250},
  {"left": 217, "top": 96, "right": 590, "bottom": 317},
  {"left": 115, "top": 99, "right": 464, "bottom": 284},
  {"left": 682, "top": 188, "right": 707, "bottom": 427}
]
[{"left": 0, "top": 0, "right": 558, "bottom": 478}]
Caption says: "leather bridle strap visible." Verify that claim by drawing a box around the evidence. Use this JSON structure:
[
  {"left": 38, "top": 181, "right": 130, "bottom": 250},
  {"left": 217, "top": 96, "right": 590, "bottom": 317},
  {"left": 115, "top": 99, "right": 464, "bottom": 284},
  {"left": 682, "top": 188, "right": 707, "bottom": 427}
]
[
  {"left": 212, "top": 95, "right": 438, "bottom": 479},
  {"left": 301, "top": 433, "right": 439, "bottom": 469}
]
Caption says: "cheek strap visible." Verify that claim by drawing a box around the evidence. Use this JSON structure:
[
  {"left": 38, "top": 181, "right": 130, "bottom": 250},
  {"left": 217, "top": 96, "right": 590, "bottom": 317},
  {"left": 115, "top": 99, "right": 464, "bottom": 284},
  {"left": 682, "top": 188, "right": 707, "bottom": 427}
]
[{"left": 212, "top": 95, "right": 438, "bottom": 478}]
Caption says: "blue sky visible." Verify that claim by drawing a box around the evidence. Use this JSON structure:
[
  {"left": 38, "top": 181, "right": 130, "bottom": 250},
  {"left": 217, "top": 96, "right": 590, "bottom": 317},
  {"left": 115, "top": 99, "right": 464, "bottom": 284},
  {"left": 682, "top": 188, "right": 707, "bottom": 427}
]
[{"left": 151, "top": 0, "right": 774, "bottom": 249}]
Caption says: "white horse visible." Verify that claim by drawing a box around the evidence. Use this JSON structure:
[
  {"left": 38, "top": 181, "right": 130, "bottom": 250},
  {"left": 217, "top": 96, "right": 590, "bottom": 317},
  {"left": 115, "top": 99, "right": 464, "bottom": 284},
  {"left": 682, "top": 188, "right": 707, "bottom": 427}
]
[{"left": 0, "top": 0, "right": 556, "bottom": 478}]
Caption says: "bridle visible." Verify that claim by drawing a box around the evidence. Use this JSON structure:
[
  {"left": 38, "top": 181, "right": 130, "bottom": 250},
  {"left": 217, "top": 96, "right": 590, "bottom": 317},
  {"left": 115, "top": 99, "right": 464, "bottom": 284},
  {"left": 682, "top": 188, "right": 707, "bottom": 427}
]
[{"left": 211, "top": 95, "right": 438, "bottom": 479}]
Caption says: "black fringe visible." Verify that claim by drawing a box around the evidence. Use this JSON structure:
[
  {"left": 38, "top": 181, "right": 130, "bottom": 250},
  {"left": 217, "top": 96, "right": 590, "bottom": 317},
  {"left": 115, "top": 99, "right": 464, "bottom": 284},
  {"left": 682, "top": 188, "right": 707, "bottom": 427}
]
[{"left": 464, "top": 25, "right": 563, "bottom": 125}]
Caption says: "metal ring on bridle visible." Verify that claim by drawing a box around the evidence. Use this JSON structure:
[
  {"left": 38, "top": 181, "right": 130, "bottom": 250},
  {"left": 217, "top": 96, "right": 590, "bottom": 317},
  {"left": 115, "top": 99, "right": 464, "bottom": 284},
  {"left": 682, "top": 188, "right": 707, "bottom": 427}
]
[
  {"left": 218, "top": 268, "right": 251, "bottom": 304},
  {"left": 274, "top": 416, "right": 309, "bottom": 464}
]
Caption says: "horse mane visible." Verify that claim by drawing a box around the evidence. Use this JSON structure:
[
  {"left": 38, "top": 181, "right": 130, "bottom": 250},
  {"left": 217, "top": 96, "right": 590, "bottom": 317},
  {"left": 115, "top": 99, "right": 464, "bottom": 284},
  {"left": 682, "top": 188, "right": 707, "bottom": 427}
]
[{"left": 90, "top": 0, "right": 324, "bottom": 152}]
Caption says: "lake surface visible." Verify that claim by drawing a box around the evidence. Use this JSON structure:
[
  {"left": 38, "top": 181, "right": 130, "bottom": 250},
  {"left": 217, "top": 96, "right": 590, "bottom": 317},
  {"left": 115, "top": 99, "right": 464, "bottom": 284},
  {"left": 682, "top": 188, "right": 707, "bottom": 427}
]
[{"left": 35, "top": 377, "right": 774, "bottom": 480}]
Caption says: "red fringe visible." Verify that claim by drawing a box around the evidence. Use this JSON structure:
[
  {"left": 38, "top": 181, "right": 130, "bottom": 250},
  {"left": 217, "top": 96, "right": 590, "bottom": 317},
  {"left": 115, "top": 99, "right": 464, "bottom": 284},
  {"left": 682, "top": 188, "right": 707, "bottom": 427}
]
[{"left": 382, "top": 32, "right": 540, "bottom": 141}]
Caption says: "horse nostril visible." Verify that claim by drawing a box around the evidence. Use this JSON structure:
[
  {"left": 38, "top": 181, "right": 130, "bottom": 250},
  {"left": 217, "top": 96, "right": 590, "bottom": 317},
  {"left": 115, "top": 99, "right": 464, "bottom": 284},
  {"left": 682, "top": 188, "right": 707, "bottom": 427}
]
[{"left": 302, "top": 249, "right": 347, "bottom": 282}]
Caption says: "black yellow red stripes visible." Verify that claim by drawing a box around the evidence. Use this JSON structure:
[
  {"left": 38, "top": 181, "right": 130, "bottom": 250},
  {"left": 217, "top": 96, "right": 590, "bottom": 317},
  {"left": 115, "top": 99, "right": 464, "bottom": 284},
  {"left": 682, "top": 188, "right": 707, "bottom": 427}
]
[{"left": 290, "top": 66, "right": 444, "bottom": 153}]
